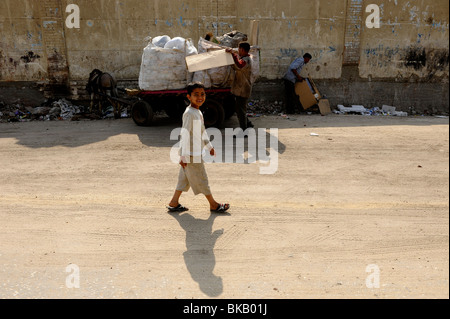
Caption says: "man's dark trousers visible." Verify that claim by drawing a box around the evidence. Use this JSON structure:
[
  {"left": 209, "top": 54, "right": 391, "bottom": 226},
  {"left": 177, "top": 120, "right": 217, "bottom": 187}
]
[
  {"left": 284, "top": 79, "right": 303, "bottom": 114},
  {"left": 234, "top": 95, "right": 252, "bottom": 130}
]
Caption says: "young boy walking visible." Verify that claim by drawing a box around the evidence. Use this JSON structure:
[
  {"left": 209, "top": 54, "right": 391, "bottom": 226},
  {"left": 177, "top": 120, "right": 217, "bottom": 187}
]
[{"left": 167, "top": 82, "right": 230, "bottom": 214}]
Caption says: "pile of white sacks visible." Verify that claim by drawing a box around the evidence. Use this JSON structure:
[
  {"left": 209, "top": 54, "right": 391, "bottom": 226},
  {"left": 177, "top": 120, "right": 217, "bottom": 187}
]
[
  {"left": 138, "top": 35, "right": 259, "bottom": 91},
  {"left": 138, "top": 36, "right": 197, "bottom": 91}
]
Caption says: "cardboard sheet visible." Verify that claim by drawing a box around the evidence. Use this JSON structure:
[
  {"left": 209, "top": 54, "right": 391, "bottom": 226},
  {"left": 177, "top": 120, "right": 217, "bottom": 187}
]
[
  {"left": 295, "top": 80, "right": 317, "bottom": 110},
  {"left": 185, "top": 50, "right": 235, "bottom": 73},
  {"left": 295, "top": 77, "right": 322, "bottom": 110},
  {"left": 249, "top": 20, "right": 260, "bottom": 46},
  {"left": 318, "top": 99, "right": 332, "bottom": 115}
]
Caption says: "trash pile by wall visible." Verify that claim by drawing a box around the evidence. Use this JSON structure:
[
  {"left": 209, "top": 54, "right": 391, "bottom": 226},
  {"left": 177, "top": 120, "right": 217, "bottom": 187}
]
[
  {"left": 0, "top": 98, "right": 129, "bottom": 122},
  {"left": 0, "top": 99, "right": 84, "bottom": 122}
]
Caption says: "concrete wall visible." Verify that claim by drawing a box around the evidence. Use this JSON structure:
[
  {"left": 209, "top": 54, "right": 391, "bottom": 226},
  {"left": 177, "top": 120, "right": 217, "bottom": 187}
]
[
  {"left": 0, "top": 0, "right": 448, "bottom": 111},
  {"left": 0, "top": 0, "right": 47, "bottom": 82},
  {"left": 359, "top": 0, "right": 449, "bottom": 81},
  {"left": 236, "top": 0, "right": 347, "bottom": 80}
]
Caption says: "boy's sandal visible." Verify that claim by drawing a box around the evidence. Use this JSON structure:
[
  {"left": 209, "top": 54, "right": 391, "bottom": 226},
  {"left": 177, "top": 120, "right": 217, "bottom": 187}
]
[
  {"left": 210, "top": 203, "right": 230, "bottom": 213},
  {"left": 167, "top": 204, "right": 189, "bottom": 213}
]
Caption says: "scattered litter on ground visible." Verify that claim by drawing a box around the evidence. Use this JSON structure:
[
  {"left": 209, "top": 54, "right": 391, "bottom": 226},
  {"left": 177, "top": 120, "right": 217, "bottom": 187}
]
[
  {"left": 247, "top": 99, "right": 284, "bottom": 115},
  {"left": 247, "top": 113, "right": 262, "bottom": 118},
  {"left": 0, "top": 98, "right": 130, "bottom": 123},
  {"left": 334, "top": 104, "right": 410, "bottom": 117},
  {"left": 1, "top": 96, "right": 447, "bottom": 123},
  {"left": 121, "top": 109, "right": 129, "bottom": 118},
  {"left": 335, "top": 105, "right": 367, "bottom": 115},
  {"left": 56, "top": 99, "right": 82, "bottom": 120},
  {"left": 103, "top": 106, "right": 116, "bottom": 119}
]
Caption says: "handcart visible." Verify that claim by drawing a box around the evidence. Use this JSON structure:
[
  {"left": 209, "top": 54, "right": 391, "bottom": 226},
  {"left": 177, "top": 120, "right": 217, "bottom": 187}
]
[{"left": 127, "top": 87, "right": 236, "bottom": 128}]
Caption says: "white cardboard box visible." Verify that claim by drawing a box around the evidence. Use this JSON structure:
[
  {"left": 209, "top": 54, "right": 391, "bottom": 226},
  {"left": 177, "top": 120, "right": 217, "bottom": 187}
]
[{"left": 185, "top": 50, "right": 235, "bottom": 73}]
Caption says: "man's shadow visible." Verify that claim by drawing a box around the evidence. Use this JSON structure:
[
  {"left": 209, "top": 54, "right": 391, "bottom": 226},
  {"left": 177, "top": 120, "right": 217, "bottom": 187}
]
[{"left": 170, "top": 212, "right": 230, "bottom": 297}]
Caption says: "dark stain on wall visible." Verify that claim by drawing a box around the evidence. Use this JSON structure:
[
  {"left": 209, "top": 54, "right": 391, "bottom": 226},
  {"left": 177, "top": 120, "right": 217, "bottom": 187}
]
[
  {"left": 404, "top": 47, "right": 427, "bottom": 70},
  {"left": 404, "top": 47, "right": 450, "bottom": 75},
  {"left": 46, "top": 49, "right": 70, "bottom": 95},
  {"left": 20, "top": 51, "right": 41, "bottom": 63},
  {"left": 427, "top": 49, "right": 449, "bottom": 72}
]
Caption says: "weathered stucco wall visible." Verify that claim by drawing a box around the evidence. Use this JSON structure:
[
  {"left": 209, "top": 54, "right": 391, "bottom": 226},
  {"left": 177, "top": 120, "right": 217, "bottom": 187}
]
[
  {"left": 62, "top": 0, "right": 348, "bottom": 80},
  {"left": 0, "top": 0, "right": 47, "bottom": 82},
  {"left": 0, "top": 0, "right": 449, "bottom": 110},
  {"left": 236, "top": 0, "right": 346, "bottom": 80},
  {"left": 359, "top": 0, "right": 449, "bottom": 81},
  {"left": 63, "top": 0, "right": 201, "bottom": 81}
]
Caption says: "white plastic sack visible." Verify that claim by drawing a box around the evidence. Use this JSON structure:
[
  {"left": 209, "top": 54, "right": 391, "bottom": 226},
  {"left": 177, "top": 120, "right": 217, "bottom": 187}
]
[
  {"left": 164, "top": 37, "right": 198, "bottom": 55},
  {"left": 152, "top": 35, "right": 171, "bottom": 48},
  {"left": 139, "top": 37, "right": 197, "bottom": 91},
  {"left": 192, "top": 70, "right": 212, "bottom": 88},
  {"left": 249, "top": 47, "right": 260, "bottom": 85},
  {"left": 164, "top": 37, "right": 185, "bottom": 50}
]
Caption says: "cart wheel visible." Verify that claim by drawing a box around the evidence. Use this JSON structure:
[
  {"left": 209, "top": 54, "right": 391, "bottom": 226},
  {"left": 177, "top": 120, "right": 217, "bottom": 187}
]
[
  {"left": 223, "top": 95, "right": 236, "bottom": 120},
  {"left": 165, "top": 96, "right": 188, "bottom": 120},
  {"left": 201, "top": 99, "right": 225, "bottom": 128},
  {"left": 132, "top": 100, "right": 153, "bottom": 126}
]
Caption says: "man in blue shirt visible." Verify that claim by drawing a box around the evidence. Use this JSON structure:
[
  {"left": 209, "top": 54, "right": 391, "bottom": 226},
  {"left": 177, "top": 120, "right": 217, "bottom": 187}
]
[{"left": 283, "top": 53, "right": 312, "bottom": 114}]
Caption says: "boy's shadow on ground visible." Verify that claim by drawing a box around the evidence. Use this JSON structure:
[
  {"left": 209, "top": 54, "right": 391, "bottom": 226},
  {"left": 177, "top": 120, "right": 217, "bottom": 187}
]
[{"left": 170, "top": 212, "right": 230, "bottom": 297}]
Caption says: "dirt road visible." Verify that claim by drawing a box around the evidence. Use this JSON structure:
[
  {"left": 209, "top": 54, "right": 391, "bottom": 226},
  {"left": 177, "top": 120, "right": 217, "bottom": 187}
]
[{"left": 0, "top": 114, "right": 448, "bottom": 299}]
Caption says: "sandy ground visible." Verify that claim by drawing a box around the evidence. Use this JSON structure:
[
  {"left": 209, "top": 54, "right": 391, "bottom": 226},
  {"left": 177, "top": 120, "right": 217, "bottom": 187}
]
[{"left": 0, "top": 113, "right": 448, "bottom": 299}]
